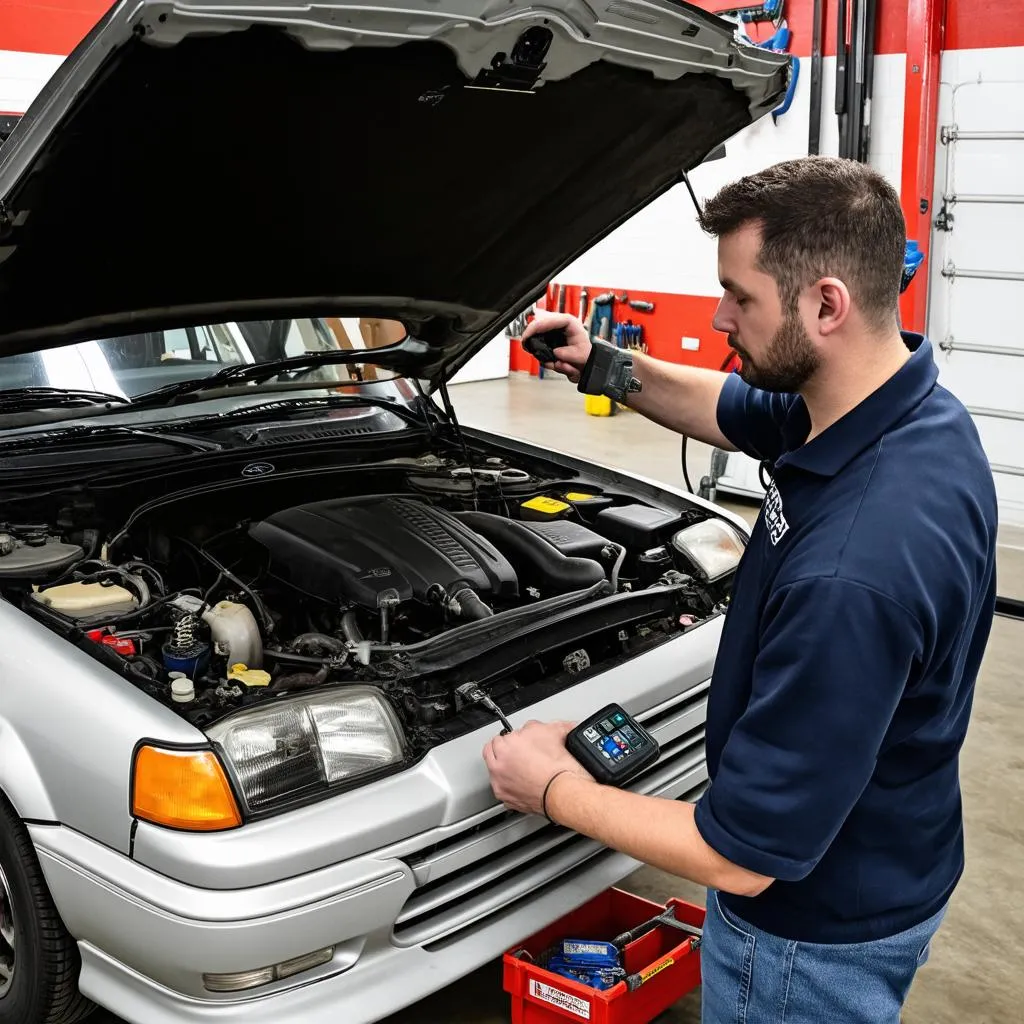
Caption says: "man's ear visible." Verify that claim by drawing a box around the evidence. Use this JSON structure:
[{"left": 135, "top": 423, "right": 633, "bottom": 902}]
[{"left": 816, "top": 278, "right": 851, "bottom": 336}]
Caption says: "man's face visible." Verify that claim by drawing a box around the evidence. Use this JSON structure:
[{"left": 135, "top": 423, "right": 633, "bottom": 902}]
[{"left": 711, "top": 224, "right": 821, "bottom": 393}]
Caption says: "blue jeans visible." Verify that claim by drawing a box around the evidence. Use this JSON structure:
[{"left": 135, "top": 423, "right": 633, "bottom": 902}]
[{"left": 700, "top": 891, "right": 947, "bottom": 1023}]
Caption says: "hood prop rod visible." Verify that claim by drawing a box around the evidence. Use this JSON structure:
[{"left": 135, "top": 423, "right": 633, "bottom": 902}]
[{"left": 437, "top": 380, "right": 480, "bottom": 511}]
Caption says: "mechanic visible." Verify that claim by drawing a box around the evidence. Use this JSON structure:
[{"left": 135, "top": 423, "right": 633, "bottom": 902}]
[{"left": 482, "top": 156, "right": 998, "bottom": 1023}]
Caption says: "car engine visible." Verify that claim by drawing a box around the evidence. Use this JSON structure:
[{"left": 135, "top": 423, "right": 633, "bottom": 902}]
[{"left": 1, "top": 452, "right": 742, "bottom": 743}]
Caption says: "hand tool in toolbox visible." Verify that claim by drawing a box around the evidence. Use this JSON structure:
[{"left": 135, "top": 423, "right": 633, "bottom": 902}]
[
  {"left": 613, "top": 905, "right": 703, "bottom": 949},
  {"left": 540, "top": 939, "right": 627, "bottom": 991},
  {"left": 534, "top": 904, "right": 703, "bottom": 994}
]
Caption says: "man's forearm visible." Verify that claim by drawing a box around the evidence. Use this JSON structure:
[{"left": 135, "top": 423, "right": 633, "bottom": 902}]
[
  {"left": 623, "top": 351, "right": 736, "bottom": 451},
  {"left": 545, "top": 772, "right": 771, "bottom": 897}
]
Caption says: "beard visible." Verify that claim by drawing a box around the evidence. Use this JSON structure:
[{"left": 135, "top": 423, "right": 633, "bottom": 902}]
[{"left": 730, "top": 312, "right": 821, "bottom": 393}]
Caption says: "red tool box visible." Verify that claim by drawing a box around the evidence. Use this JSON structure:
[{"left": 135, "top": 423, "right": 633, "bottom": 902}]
[{"left": 502, "top": 888, "right": 705, "bottom": 1024}]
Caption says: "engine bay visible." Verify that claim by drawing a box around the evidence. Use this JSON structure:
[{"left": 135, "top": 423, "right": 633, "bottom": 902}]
[{"left": 0, "top": 447, "right": 744, "bottom": 775}]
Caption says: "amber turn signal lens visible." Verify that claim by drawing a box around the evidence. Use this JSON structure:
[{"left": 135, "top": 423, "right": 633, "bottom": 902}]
[{"left": 132, "top": 746, "right": 242, "bottom": 831}]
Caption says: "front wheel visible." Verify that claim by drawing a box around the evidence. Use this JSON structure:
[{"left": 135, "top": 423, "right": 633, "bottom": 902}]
[{"left": 0, "top": 796, "right": 94, "bottom": 1024}]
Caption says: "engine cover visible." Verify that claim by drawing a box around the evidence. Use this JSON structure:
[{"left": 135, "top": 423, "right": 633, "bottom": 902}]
[{"left": 249, "top": 496, "right": 519, "bottom": 609}]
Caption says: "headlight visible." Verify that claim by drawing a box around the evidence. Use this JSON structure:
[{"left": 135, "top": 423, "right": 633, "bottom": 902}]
[
  {"left": 670, "top": 518, "right": 747, "bottom": 581},
  {"left": 207, "top": 686, "right": 406, "bottom": 814}
]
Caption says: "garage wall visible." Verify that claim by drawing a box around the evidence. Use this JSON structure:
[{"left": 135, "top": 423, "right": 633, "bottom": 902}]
[
  {"left": 0, "top": 48, "right": 61, "bottom": 115},
  {"left": 926, "top": 29, "right": 1024, "bottom": 525}
]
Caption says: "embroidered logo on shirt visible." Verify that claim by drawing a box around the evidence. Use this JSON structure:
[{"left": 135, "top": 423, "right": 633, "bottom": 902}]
[{"left": 763, "top": 479, "right": 789, "bottom": 545}]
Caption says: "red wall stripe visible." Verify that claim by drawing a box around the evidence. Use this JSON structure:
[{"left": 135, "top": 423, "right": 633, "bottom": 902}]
[
  {"left": 693, "top": 0, "right": 1024, "bottom": 57},
  {"left": 5, "top": 1, "right": 1024, "bottom": 61},
  {"left": 945, "top": 0, "right": 1024, "bottom": 50},
  {"left": 0, "top": 0, "right": 109, "bottom": 55}
]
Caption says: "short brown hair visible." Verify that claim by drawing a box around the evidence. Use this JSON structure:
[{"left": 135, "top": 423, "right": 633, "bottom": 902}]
[{"left": 700, "top": 157, "right": 906, "bottom": 331}]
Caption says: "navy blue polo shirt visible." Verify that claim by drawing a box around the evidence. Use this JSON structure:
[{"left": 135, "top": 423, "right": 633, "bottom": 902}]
[{"left": 693, "top": 333, "right": 998, "bottom": 944}]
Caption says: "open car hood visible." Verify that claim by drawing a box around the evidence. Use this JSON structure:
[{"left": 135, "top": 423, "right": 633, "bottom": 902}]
[{"left": 0, "top": 0, "right": 788, "bottom": 387}]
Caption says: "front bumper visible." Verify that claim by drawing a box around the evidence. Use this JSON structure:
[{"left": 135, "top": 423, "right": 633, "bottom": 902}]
[
  {"left": 31, "top": 632, "right": 715, "bottom": 1023},
  {"left": 43, "top": 835, "right": 646, "bottom": 1024}
]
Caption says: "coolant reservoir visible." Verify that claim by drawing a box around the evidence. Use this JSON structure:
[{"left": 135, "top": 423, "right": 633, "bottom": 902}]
[
  {"left": 202, "top": 601, "right": 263, "bottom": 669},
  {"left": 0, "top": 531, "right": 84, "bottom": 582},
  {"left": 31, "top": 581, "right": 138, "bottom": 618}
]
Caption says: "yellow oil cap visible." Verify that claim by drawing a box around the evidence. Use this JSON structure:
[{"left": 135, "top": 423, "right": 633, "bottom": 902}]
[
  {"left": 565, "top": 492, "right": 596, "bottom": 502},
  {"left": 228, "top": 663, "right": 272, "bottom": 687}
]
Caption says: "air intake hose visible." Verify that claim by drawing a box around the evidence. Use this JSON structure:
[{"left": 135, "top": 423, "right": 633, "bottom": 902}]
[
  {"left": 454, "top": 512, "right": 606, "bottom": 593},
  {"left": 447, "top": 585, "right": 493, "bottom": 621}
]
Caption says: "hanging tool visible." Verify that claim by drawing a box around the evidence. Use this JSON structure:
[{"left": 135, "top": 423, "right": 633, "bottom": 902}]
[
  {"left": 836, "top": 0, "right": 877, "bottom": 162},
  {"left": 808, "top": 0, "right": 826, "bottom": 154},
  {"left": 589, "top": 292, "right": 615, "bottom": 344},
  {"left": 901, "top": 241, "right": 924, "bottom": 294},
  {"left": 836, "top": 0, "right": 849, "bottom": 154},
  {"left": 771, "top": 56, "right": 800, "bottom": 124},
  {"left": 614, "top": 322, "right": 646, "bottom": 352},
  {"left": 858, "top": 0, "right": 878, "bottom": 163},
  {"left": 753, "top": 22, "right": 800, "bottom": 125}
]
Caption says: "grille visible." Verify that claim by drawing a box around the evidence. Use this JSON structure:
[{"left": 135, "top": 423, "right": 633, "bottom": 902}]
[
  {"left": 391, "top": 683, "right": 710, "bottom": 948},
  {"left": 246, "top": 423, "right": 376, "bottom": 444}
]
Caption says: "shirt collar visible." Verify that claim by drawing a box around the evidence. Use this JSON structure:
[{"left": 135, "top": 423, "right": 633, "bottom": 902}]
[{"left": 774, "top": 333, "right": 938, "bottom": 477}]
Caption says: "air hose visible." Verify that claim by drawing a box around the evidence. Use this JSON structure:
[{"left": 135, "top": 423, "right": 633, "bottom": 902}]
[{"left": 680, "top": 350, "right": 740, "bottom": 495}]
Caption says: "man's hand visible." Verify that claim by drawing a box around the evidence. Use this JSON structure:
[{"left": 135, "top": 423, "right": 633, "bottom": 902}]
[
  {"left": 522, "top": 312, "right": 592, "bottom": 384},
  {"left": 480, "top": 721, "right": 773, "bottom": 897},
  {"left": 482, "top": 720, "right": 594, "bottom": 817}
]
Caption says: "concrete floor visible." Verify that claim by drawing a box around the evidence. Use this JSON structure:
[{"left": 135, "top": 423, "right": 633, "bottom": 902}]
[{"left": 97, "top": 371, "right": 1023, "bottom": 1024}]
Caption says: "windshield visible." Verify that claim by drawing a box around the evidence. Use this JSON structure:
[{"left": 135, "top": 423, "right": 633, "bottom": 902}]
[{"left": 0, "top": 317, "right": 406, "bottom": 399}]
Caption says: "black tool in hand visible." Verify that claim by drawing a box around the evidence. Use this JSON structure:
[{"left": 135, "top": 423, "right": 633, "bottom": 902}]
[
  {"left": 565, "top": 703, "right": 659, "bottom": 786},
  {"left": 523, "top": 327, "right": 568, "bottom": 365}
]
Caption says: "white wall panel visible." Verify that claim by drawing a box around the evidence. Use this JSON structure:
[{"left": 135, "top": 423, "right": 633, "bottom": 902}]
[
  {"left": 555, "top": 54, "right": 907, "bottom": 296},
  {"left": 0, "top": 49, "right": 62, "bottom": 114},
  {"left": 928, "top": 46, "right": 1024, "bottom": 525}
]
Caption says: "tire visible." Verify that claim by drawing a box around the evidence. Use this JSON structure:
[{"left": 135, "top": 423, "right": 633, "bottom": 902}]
[{"left": 0, "top": 796, "right": 95, "bottom": 1024}]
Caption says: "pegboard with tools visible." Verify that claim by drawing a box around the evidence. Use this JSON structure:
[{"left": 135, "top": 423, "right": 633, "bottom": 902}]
[{"left": 539, "top": 282, "right": 735, "bottom": 374}]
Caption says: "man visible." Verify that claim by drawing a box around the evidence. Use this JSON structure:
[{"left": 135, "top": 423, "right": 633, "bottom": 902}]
[{"left": 482, "top": 157, "right": 998, "bottom": 1022}]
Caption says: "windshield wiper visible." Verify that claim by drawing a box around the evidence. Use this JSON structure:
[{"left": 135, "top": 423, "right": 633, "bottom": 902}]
[
  {"left": 130, "top": 338, "right": 433, "bottom": 408},
  {"left": 173, "top": 394, "right": 436, "bottom": 436},
  {"left": 0, "top": 423, "right": 223, "bottom": 454},
  {"left": 0, "top": 387, "right": 130, "bottom": 411}
]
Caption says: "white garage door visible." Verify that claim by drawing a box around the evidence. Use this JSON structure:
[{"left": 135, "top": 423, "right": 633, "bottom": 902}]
[{"left": 927, "top": 61, "right": 1024, "bottom": 527}]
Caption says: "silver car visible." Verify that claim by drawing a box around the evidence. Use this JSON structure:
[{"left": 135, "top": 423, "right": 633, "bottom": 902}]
[{"left": 0, "top": 3, "right": 786, "bottom": 1022}]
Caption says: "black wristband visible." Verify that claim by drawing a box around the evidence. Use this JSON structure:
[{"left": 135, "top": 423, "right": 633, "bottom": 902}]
[{"left": 541, "top": 769, "right": 574, "bottom": 824}]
